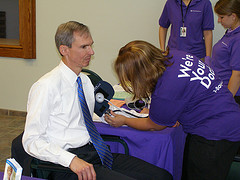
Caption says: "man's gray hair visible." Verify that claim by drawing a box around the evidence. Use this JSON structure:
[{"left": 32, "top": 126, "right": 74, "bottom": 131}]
[{"left": 55, "top": 21, "right": 91, "bottom": 55}]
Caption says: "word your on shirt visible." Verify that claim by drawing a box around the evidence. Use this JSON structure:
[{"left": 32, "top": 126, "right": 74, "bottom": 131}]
[{"left": 178, "top": 54, "right": 215, "bottom": 89}]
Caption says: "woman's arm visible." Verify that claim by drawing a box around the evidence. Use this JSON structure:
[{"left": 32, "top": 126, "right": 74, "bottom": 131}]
[
  {"left": 159, "top": 26, "right": 168, "bottom": 51},
  {"left": 104, "top": 111, "right": 167, "bottom": 131},
  {"left": 228, "top": 70, "right": 240, "bottom": 96},
  {"left": 203, "top": 30, "right": 213, "bottom": 57}
]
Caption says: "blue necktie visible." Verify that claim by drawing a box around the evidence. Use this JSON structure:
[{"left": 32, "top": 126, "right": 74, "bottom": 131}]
[{"left": 77, "top": 76, "right": 113, "bottom": 169}]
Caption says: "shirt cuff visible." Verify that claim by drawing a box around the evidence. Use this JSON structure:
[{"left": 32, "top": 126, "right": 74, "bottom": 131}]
[{"left": 59, "top": 150, "right": 76, "bottom": 167}]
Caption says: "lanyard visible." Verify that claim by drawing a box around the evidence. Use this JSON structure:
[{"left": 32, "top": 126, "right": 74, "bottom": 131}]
[{"left": 181, "top": 0, "right": 192, "bottom": 27}]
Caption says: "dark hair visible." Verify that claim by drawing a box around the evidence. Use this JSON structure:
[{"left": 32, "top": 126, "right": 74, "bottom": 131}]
[
  {"left": 214, "top": 0, "right": 240, "bottom": 18},
  {"left": 114, "top": 40, "right": 172, "bottom": 99},
  {"left": 55, "top": 21, "right": 91, "bottom": 55}
]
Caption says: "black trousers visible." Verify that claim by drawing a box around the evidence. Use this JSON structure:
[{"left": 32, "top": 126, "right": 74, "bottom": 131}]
[
  {"left": 49, "top": 143, "right": 172, "bottom": 180},
  {"left": 181, "top": 134, "right": 240, "bottom": 180},
  {"left": 234, "top": 96, "right": 240, "bottom": 160},
  {"left": 234, "top": 96, "right": 240, "bottom": 105}
]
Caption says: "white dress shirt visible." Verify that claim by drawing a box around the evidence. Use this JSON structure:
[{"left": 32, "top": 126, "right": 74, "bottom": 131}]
[{"left": 22, "top": 61, "right": 95, "bottom": 167}]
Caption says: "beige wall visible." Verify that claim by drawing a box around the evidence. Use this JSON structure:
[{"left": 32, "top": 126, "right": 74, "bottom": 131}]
[{"left": 0, "top": 0, "right": 224, "bottom": 112}]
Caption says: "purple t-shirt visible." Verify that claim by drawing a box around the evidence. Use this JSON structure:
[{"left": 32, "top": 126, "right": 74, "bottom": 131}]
[
  {"left": 149, "top": 49, "right": 240, "bottom": 141},
  {"left": 159, "top": 0, "right": 214, "bottom": 58},
  {"left": 212, "top": 26, "right": 240, "bottom": 96}
]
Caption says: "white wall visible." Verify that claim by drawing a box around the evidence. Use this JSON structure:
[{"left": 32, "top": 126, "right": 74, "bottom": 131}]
[{"left": 0, "top": 0, "right": 225, "bottom": 112}]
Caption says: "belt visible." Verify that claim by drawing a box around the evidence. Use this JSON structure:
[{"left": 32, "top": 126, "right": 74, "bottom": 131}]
[
  {"left": 84, "top": 141, "right": 93, "bottom": 147},
  {"left": 68, "top": 142, "right": 94, "bottom": 153}
]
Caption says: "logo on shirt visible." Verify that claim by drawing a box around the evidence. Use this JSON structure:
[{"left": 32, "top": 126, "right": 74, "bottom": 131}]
[
  {"left": 178, "top": 54, "right": 215, "bottom": 89},
  {"left": 221, "top": 41, "right": 228, "bottom": 47},
  {"left": 190, "top": 10, "right": 201, "bottom": 13}
]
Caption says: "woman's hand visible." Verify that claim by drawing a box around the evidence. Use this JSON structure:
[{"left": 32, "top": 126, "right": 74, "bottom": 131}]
[
  {"left": 104, "top": 111, "right": 126, "bottom": 127},
  {"left": 228, "top": 70, "right": 240, "bottom": 97},
  {"left": 105, "top": 110, "right": 167, "bottom": 131},
  {"left": 140, "top": 107, "right": 149, "bottom": 114},
  {"left": 172, "top": 121, "right": 180, "bottom": 128}
]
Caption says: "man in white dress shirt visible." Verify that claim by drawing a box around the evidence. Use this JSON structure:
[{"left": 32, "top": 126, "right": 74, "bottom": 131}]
[{"left": 22, "top": 21, "right": 172, "bottom": 180}]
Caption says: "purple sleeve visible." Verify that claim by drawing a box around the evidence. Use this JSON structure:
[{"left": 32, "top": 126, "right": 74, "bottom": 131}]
[
  {"left": 230, "top": 39, "right": 240, "bottom": 71},
  {"left": 159, "top": 1, "right": 171, "bottom": 28},
  {"left": 149, "top": 97, "right": 186, "bottom": 127},
  {"left": 202, "top": 0, "right": 214, "bottom": 30}
]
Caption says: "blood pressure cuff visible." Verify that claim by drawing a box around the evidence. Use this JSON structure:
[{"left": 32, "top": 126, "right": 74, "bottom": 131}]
[{"left": 94, "top": 80, "right": 114, "bottom": 117}]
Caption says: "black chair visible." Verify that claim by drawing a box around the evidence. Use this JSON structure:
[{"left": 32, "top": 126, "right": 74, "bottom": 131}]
[
  {"left": 226, "top": 148, "right": 240, "bottom": 180},
  {"left": 30, "top": 158, "right": 73, "bottom": 178},
  {"left": 234, "top": 149, "right": 240, "bottom": 162},
  {"left": 82, "top": 68, "right": 102, "bottom": 87},
  {"left": 11, "top": 69, "right": 129, "bottom": 179}
]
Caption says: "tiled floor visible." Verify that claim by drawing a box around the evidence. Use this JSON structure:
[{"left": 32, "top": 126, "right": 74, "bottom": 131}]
[{"left": 0, "top": 115, "right": 26, "bottom": 172}]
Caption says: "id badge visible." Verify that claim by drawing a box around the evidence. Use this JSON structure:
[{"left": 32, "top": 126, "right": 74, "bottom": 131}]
[{"left": 180, "top": 27, "right": 187, "bottom": 37}]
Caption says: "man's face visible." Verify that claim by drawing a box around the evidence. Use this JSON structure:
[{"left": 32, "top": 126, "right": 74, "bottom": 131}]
[{"left": 65, "top": 32, "right": 94, "bottom": 71}]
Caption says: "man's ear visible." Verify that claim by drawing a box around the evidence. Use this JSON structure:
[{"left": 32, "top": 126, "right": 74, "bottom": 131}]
[{"left": 59, "top": 45, "right": 69, "bottom": 56}]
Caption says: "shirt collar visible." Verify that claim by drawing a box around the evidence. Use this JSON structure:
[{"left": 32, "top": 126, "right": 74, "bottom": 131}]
[
  {"left": 176, "top": 0, "right": 199, "bottom": 7},
  {"left": 227, "top": 26, "right": 240, "bottom": 33},
  {"left": 226, "top": 25, "right": 240, "bottom": 36},
  {"left": 59, "top": 61, "right": 89, "bottom": 87},
  {"left": 59, "top": 61, "right": 78, "bottom": 87}
]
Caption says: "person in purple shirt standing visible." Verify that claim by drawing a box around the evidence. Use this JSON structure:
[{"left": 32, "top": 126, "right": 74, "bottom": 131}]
[
  {"left": 105, "top": 40, "right": 240, "bottom": 180},
  {"left": 210, "top": 0, "right": 240, "bottom": 105},
  {"left": 159, "top": 0, "right": 214, "bottom": 60}
]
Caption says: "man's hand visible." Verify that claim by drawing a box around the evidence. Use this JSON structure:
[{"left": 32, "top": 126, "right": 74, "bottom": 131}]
[{"left": 69, "top": 156, "right": 96, "bottom": 180}]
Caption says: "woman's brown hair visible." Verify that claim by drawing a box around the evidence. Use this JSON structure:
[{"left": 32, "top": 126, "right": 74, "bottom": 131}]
[
  {"left": 114, "top": 40, "right": 172, "bottom": 99},
  {"left": 214, "top": 0, "right": 240, "bottom": 18}
]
